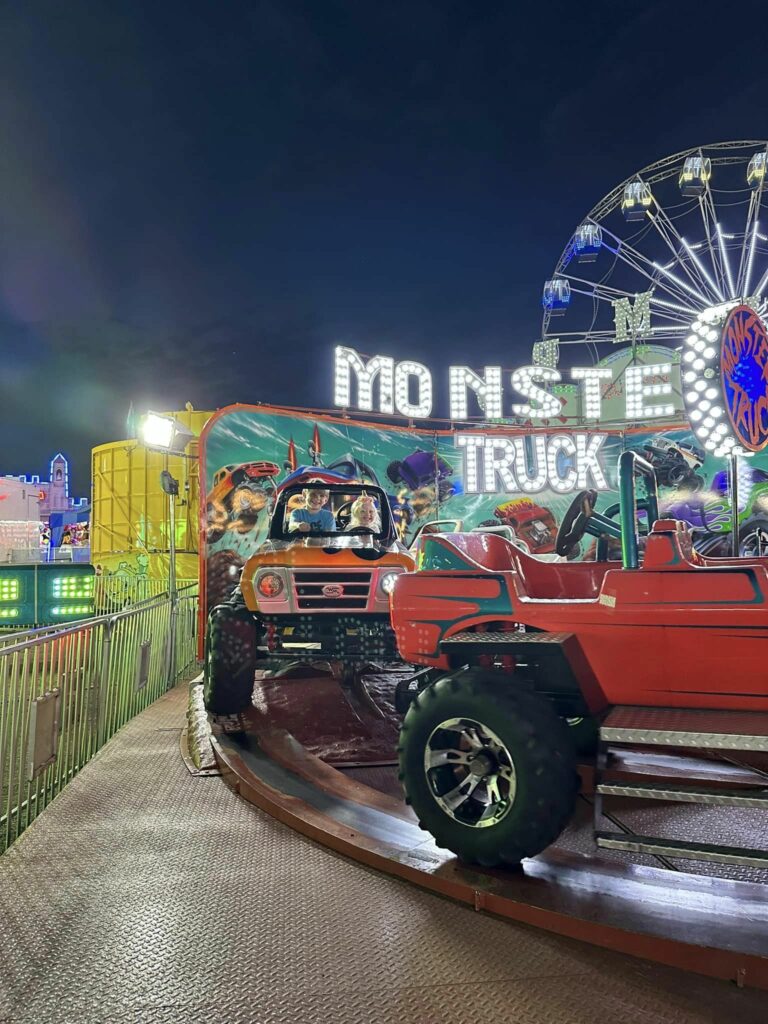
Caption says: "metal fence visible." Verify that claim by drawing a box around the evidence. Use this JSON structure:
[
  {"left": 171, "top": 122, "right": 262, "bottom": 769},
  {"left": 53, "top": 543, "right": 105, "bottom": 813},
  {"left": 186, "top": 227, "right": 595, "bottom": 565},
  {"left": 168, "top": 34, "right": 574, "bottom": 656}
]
[
  {"left": 94, "top": 576, "right": 198, "bottom": 614},
  {"left": 0, "top": 584, "right": 199, "bottom": 854}
]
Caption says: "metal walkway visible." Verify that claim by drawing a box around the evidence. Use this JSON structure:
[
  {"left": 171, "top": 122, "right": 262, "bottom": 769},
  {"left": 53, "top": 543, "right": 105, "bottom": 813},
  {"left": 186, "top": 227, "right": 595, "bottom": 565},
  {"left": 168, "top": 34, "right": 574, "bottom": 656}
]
[{"left": 1, "top": 686, "right": 766, "bottom": 1024}]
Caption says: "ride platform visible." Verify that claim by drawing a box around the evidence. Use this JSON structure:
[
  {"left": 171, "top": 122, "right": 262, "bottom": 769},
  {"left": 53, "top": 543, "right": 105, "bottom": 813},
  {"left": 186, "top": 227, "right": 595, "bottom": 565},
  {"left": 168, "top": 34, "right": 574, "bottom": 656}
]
[{"left": 209, "top": 666, "right": 768, "bottom": 992}]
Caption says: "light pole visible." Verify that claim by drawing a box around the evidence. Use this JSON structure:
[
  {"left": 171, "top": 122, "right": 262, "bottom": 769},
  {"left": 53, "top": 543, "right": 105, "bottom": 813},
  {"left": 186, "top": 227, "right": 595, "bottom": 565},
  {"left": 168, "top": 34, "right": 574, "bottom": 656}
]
[
  {"left": 729, "top": 451, "right": 740, "bottom": 557},
  {"left": 139, "top": 412, "right": 195, "bottom": 688},
  {"left": 160, "top": 468, "right": 179, "bottom": 684},
  {"left": 728, "top": 447, "right": 757, "bottom": 557}
]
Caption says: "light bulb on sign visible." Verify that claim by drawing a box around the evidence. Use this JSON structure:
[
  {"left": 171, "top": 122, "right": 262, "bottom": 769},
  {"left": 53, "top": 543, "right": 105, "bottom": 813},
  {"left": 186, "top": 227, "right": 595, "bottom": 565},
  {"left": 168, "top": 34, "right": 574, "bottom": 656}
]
[
  {"left": 394, "top": 360, "right": 433, "bottom": 418},
  {"left": 510, "top": 366, "right": 562, "bottom": 418}
]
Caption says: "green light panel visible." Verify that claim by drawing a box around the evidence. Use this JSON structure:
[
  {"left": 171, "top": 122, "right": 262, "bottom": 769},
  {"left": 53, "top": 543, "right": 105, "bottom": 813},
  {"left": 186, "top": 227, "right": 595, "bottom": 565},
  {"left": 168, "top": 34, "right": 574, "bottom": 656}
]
[
  {"left": 0, "top": 579, "right": 20, "bottom": 601},
  {"left": 50, "top": 605, "right": 93, "bottom": 616},
  {"left": 51, "top": 576, "right": 95, "bottom": 599},
  {"left": 0, "top": 607, "right": 19, "bottom": 618}
]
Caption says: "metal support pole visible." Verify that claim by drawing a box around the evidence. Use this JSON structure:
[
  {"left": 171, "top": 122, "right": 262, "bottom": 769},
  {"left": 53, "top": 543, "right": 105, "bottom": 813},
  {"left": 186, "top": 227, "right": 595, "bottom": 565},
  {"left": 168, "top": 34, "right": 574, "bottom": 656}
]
[
  {"left": 168, "top": 488, "right": 177, "bottom": 604},
  {"left": 96, "top": 618, "right": 114, "bottom": 748},
  {"left": 730, "top": 452, "right": 740, "bottom": 557},
  {"left": 167, "top": 489, "right": 178, "bottom": 688}
]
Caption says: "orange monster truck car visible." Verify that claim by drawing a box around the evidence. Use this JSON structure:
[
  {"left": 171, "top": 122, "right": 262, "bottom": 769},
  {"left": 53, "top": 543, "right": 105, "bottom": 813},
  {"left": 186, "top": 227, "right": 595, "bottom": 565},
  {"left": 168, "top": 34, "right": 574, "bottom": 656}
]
[{"left": 204, "top": 479, "right": 415, "bottom": 719}]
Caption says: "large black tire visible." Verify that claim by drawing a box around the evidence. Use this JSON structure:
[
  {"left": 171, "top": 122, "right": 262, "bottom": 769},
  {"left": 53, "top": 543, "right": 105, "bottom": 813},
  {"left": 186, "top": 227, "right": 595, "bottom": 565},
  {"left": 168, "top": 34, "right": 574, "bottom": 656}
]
[
  {"left": 566, "top": 715, "right": 600, "bottom": 755},
  {"left": 203, "top": 604, "right": 262, "bottom": 715},
  {"left": 398, "top": 670, "right": 579, "bottom": 866}
]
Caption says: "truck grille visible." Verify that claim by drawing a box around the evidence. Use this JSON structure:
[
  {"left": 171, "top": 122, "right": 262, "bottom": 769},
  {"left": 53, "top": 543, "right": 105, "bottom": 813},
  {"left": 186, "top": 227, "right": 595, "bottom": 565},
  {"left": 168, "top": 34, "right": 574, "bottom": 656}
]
[{"left": 293, "top": 571, "right": 373, "bottom": 610}]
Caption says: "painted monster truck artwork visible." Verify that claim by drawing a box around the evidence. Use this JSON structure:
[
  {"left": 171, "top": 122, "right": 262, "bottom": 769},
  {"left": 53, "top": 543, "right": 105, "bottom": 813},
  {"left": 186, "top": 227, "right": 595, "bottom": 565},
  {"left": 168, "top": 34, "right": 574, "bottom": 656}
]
[
  {"left": 390, "top": 452, "right": 768, "bottom": 868},
  {"left": 480, "top": 498, "right": 558, "bottom": 556}
]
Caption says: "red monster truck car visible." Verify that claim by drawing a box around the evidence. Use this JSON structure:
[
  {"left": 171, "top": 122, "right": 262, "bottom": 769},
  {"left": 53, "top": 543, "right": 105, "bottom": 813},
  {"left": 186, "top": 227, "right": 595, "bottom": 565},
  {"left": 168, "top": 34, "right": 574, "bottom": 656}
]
[{"left": 391, "top": 452, "right": 768, "bottom": 868}]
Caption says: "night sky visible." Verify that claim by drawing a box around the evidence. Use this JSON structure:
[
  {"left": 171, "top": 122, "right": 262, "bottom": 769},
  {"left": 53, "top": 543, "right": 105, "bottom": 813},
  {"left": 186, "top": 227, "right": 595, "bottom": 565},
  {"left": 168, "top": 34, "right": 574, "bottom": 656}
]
[{"left": 1, "top": 0, "right": 765, "bottom": 495}]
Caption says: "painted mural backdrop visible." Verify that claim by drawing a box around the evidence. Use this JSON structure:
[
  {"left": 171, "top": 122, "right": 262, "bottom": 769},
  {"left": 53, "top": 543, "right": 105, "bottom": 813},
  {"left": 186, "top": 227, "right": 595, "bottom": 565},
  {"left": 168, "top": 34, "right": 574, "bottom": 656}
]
[{"left": 201, "top": 406, "right": 768, "bottom": 609}]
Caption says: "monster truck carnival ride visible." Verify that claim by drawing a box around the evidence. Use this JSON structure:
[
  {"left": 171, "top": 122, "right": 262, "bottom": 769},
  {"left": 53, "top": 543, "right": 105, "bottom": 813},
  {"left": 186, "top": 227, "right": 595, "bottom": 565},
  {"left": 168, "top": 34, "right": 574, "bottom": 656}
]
[
  {"left": 393, "top": 450, "right": 768, "bottom": 869},
  {"left": 204, "top": 476, "right": 415, "bottom": 721}
]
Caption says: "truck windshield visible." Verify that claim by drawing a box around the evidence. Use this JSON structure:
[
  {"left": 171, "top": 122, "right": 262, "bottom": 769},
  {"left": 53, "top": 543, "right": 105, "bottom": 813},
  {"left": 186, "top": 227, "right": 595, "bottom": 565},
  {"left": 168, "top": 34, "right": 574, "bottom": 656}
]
[{"left": 274, "top": 485, "right": 388, "bottom": 543}]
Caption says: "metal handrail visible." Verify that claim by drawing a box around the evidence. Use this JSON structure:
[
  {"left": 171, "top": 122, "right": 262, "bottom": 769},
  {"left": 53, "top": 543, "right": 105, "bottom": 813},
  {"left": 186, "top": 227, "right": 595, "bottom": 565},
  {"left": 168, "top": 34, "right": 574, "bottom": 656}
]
[{"left": 0, "top": 585, "right": 199, "bottom": 854}]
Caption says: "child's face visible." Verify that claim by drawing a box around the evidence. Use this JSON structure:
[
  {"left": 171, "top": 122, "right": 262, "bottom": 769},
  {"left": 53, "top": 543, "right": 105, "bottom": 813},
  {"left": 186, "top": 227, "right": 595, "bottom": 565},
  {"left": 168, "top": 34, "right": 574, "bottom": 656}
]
[
  {"left": 355, "top": 501, "right": 377, "bottom": 526},
  {"left": 305, "top": 489, "right": 329, "bottom": 512}
]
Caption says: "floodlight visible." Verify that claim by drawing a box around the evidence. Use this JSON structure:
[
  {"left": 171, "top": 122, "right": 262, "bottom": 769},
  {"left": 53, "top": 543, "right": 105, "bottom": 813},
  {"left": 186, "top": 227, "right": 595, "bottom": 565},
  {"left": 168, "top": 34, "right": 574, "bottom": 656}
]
[{"left": 139, "top": 412, "right": 195, "bottom": 454}]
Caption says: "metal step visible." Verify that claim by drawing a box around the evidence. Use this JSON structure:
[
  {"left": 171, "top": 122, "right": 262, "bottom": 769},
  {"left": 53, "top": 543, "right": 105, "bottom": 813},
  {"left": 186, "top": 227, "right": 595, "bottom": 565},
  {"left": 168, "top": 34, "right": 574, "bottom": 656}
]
[
  {"left": 596, "top": 832, "right": 768, "bottom": 868},
  {"left": 600, "top": 706, "right": 768, "bottom": 752},
  {"left": 596, "top": 781, "right": 768, "bottom": 808},
  {"left": 440, "top": 630, "right": 572, "bottom": 648}
]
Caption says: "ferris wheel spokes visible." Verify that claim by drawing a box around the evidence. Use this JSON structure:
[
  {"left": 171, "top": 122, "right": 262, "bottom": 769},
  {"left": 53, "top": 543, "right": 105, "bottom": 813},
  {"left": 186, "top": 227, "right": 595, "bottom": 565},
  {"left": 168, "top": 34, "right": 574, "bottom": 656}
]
[
  {"left": 735, "top": 165, "right": 766, "bottom": 295},
  {"left": 715, "top": 220, "right": 738, "bottom": 298},
  {"left": 695, "top": 183, "right": 727, "bottom": 298},
  {"left": 561, "top": 272, "right": 692, "bottom": 330},
  {"left": 588, "top": 218, "right": 704, "bottom": 311},
  {"left": 646, "top": 203, "right": 719, "bottom": 306}
]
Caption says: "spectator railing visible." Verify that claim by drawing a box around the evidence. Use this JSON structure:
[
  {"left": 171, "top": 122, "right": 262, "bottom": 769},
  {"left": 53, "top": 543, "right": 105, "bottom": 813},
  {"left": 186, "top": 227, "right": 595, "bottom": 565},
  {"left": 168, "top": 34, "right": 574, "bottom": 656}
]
[{"left": 0, "top": 584, "right": 199, "bottom": 854}]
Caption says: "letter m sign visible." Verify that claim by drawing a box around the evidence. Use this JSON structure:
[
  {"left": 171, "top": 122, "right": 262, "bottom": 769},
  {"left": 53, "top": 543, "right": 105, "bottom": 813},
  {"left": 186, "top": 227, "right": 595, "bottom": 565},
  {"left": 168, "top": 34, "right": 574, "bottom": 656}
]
[{"left": 612, "top": 291, "right": 652, "bottom": 344}]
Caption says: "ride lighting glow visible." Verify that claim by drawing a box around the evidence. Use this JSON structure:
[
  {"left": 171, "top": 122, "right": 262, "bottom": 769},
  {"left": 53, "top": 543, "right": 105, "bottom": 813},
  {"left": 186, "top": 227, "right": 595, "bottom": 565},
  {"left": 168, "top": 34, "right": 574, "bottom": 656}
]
[
  {"left": 140, "top": 413, "right": 176, "bottom": 450},
  {"left": 51, "top": 576, "right": 94, "bottom": 598},
  {"left": 394, "top": 360, "right": 433, "bottom": 418},
  {"left": 571, "top": 367, "right": 612, "bottom": 419},
  {"left": 624, "top": 363, "right": 675, "bottom": 420},
  {"left": 0, "top": 579, "right": 20, "bottom": 601},
  {"left": 380, "top": 572, "right": 399, "bottom": 595},
  {"left": 449, "top": 366, "right": 503, "bottom": 420},
  {"left": 51, "top": 605, "right": 92, "bottom": 616},
  {"left": 510, "top": 367, "right": 562, "bottom": 418},
  {"left": 332, "top": 346, "right": 684, "bottom": 425},
  {"left": 0, "top": 608, "right": 19, "bottom": 618},
  {"left": 680, "top": 300, "right": 767, "bottom": 458},
  {"left": 455, "top": 432, "right": 609, "bottom": 495}
]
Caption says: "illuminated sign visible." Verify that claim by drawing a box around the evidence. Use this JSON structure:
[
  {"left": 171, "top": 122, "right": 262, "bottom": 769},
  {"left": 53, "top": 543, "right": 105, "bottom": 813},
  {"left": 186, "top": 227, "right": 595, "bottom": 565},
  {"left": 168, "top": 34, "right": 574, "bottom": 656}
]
[
  {"left": 333, "top": 346, "right": 676, "bottom": 423},
  {"left": 455, "top": 432, "right": 609, "bottom": 495},
  {"left": 681, "top": 301, "right": 768, "bottom": 457},
  {"left": 721, "top": 305, "right": 768, "bottom": 452}
]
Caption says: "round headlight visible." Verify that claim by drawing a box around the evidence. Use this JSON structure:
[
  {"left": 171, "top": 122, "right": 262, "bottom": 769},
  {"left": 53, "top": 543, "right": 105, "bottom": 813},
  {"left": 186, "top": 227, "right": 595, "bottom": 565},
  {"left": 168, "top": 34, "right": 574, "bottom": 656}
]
[
  {"left": 257, "top": 572, "right": 284, "bottom": 598},
  {"left": 380, "top": 571, "right": 399, "bottom": 595}
]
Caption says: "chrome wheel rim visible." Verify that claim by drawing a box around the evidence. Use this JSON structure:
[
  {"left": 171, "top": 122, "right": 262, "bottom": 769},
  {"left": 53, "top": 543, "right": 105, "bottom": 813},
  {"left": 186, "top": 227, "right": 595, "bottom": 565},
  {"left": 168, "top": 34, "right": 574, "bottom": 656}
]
[{"left": 424, "top": 717, "right": 517, "bottom": 828}]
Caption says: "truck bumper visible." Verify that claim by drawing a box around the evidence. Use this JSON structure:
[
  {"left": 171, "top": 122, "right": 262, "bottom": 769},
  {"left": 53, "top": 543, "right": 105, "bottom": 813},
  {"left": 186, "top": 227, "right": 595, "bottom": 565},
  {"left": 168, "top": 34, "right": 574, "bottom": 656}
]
[{"left": 262, "top": 613, "right": 399, "bottom": 661}]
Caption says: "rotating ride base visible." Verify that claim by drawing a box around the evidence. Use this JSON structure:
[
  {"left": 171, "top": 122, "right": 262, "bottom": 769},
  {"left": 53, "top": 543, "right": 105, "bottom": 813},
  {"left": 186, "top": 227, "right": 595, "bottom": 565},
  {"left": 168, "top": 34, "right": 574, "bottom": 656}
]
[{"left": 210, "top": 689, "right": 768, "bottom": 993}]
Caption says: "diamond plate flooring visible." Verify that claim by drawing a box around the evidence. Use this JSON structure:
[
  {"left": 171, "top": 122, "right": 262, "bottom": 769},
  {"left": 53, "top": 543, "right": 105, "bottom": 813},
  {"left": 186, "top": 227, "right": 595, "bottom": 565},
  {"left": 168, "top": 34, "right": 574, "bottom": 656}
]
[{"left": 1, "top": 684, "right": 766, "bottom": 1024}]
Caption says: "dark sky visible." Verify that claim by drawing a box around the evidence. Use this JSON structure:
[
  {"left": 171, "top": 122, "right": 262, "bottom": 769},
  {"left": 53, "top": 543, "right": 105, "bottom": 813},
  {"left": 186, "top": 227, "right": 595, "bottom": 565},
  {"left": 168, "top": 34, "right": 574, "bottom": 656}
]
[{"left": 1, "top": 0, "right": 766, "bottom": 495}]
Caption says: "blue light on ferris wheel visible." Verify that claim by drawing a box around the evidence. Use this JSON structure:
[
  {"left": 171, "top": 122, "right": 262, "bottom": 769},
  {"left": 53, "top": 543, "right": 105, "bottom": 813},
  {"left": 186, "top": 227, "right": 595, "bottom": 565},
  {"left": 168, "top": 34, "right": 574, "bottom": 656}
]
[
  {"left": 573, "top": 223, "right": 602, "bottom": 262},
  {"left": 542, "top": 278, "right": 571, "bottom": 314}
]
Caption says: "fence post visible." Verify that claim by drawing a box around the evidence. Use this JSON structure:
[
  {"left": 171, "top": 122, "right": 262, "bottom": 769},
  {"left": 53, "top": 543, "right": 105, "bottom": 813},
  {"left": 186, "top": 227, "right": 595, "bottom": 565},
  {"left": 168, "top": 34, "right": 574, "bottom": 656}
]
[{"left": 96, "top": 617, "right": 114, "bottom": 748}]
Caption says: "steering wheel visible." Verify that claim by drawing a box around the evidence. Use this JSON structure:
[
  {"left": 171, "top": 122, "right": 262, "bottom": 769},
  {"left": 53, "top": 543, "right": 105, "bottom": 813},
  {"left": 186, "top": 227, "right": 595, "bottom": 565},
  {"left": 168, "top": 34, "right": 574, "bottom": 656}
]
[
  {"left": 555, "top": 489, "right": 598, "bottom": 558},
  {"left": 335, "top": 500, "right": 354, "bottom": 530},
  {"left": 346, "top": 526, "right": 375, "bottom": 535}
]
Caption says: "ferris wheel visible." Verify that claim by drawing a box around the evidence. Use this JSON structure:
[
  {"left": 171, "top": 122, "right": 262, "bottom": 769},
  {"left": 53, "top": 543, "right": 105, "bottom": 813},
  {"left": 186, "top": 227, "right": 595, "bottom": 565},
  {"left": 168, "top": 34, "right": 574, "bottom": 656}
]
[
  {"left": 539, "top": 141, "right": 768, "bottom": 455},
  {"left": 541, "top": 140, "right": 768, "bottom": 348}
]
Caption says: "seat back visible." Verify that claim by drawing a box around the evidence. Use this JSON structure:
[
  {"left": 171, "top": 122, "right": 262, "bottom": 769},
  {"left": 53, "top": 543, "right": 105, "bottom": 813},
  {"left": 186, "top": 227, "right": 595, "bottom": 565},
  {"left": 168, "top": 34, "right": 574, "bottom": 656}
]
[
  {"left": 425, "top": 531, "right": 609, "bottom": 599},
  {"left": 643, "top": 519, "right": 703, "bottom": 569}
]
